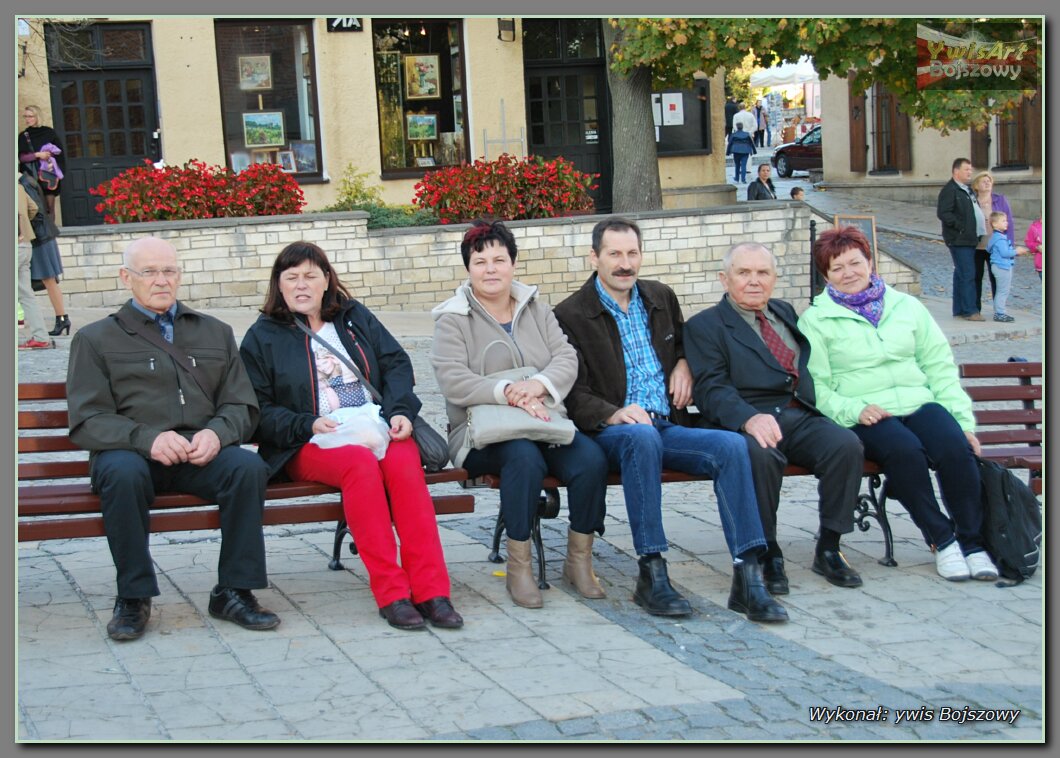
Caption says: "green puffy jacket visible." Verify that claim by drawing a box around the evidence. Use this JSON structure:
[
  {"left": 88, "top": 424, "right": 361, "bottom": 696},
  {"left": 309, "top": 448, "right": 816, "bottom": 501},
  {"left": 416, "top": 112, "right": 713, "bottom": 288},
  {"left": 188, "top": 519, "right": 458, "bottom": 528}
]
[{"left": 796, "top": 287, "right": 974, "bottom": 431}]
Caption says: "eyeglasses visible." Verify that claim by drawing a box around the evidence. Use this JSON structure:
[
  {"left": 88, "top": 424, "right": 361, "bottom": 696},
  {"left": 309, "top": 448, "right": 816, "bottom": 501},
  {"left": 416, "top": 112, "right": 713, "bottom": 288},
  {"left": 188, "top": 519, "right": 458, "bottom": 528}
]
[{"left": 124, "top": 266, "right": 181, "bottom": 280}]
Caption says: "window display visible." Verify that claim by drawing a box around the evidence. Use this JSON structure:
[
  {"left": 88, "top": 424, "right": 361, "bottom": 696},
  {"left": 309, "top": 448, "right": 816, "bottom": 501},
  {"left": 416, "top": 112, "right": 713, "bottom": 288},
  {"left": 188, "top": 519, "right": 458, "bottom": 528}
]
[
  {"left": 372, "top": 19, "right": 468, "bottom": 175},
  {"left": 215, "top": 20, "right": 320, "bottom": 177}
]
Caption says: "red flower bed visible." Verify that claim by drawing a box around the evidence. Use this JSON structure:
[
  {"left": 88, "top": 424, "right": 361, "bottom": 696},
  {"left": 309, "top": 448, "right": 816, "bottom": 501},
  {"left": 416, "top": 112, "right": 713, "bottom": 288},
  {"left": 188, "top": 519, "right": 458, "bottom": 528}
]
[
  {"left": 89, "top": 159, "right": 305, "bottom": 224},
  {"left": 412, "top": 153, "right": 598, "bottom": 224}
]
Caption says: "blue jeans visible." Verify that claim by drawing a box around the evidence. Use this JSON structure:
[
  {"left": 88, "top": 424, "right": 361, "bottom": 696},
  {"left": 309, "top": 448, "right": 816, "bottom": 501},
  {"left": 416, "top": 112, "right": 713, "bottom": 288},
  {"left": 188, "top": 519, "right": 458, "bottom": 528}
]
[
  {"left": 852, "top": 403, "right": 983, "bottom": 552},
  {"left": 990, "top": 264, "right": 1013, "bottom": 316},
  {"left": 592, "top": 420, "right": 766, "bottom": 559},
  {"left": 463, "top": 431, "right": 608, "bottom": 541},
  {"left": 949, "top": 245, "right": 978, "bottom": 316},
  {"left": 733, "top": 153, "right": 749, "bottom": 183}
]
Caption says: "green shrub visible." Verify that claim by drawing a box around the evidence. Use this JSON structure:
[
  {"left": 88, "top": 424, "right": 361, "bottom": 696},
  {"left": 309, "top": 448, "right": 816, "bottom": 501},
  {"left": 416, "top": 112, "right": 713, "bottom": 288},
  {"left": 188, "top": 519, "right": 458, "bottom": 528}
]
[{"left": 321, "top": 164, "right": 439, "bottom": 229}]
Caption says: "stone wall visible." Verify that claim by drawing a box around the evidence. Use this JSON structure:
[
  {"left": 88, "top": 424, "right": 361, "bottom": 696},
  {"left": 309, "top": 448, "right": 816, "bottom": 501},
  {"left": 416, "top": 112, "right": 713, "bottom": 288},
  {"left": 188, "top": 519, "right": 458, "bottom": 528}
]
[{"left": 54, "top": 202, "right": 920, "bottom": 315}]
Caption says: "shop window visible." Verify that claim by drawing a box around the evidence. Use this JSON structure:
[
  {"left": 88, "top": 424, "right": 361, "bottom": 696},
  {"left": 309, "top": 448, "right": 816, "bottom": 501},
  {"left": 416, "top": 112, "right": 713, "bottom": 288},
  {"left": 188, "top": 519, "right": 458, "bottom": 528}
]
[
  {"left": 214, "top": 20, "right": 321, "bottom": 178},
  {"left": 372, "top": 19, "right": 468, "bottom": 177}
]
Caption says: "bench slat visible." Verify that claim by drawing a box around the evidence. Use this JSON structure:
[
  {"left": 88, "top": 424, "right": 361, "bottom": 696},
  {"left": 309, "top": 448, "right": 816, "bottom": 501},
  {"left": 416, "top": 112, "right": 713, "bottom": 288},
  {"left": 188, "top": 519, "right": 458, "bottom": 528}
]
[
  {"left": 963, "top": 385, "right": 1042, "bottom": 402},
  {"left": 17, "top": 382, "right": 67, "bottom": 401},
  {"left": 478, "top": 462, "right": 883, "bottom": 491},
  {"left": 959, "top": 362, "right": 1042, "bottom": 379},
  {"left": 974, "top": 408, "right": 1042, "bottom": 426},
  {"left": 19, "top": 437, "right": 81, "bottom": 453},
  {"left": 19, "top": 461, "right": 91, "bottom": 480},
  {"left": 976, "top": 429, "right": 1041, "bottom": 445},
  {"left": 18, "top": 410, "right": 69, "bottom": 429}
]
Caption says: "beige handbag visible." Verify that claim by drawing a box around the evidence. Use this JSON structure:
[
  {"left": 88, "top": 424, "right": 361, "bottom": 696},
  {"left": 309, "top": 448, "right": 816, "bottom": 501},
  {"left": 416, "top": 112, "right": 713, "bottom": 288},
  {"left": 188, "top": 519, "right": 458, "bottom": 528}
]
[{"left": 461, "top": 340, "right": 577, "bottom": 455}]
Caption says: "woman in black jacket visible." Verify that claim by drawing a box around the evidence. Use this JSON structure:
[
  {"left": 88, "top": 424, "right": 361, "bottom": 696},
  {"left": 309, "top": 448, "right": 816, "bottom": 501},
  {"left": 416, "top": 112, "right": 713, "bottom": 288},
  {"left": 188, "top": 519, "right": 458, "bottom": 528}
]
[
  {"left": 746, "top": 164, "right": 777, "bottom": 201},
  {"left": 240, "top": 242, "right": 462, "bottom": 631}
]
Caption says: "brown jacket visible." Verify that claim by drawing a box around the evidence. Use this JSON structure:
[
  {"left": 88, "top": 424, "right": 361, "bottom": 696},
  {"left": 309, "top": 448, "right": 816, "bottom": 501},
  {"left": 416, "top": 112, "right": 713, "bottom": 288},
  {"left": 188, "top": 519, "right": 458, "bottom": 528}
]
[{"left": 553, "top": 274, "right": 693, "bottom": 432}]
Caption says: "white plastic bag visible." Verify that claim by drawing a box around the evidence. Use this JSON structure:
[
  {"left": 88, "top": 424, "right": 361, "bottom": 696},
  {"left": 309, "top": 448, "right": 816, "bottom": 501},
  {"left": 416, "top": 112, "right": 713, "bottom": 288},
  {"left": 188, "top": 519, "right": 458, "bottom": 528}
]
[{"left": 310, "top": 404, "right": 390, "bottom": 459}]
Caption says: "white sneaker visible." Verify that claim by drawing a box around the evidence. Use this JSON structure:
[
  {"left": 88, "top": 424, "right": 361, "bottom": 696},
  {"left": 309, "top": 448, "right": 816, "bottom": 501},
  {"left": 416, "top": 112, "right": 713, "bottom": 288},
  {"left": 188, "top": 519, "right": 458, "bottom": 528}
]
[
  {"left": 935, "top": 542, "right": 970, "bottom": 581},
  {"left": 965, "top": 550, "right": 999, "bottom": 580}
]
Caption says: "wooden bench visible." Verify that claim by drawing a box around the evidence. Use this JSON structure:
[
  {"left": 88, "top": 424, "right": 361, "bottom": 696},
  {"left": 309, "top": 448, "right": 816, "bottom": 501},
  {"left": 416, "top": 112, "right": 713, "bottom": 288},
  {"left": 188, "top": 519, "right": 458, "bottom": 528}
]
[
  {"left": 473, "top": 360, "right": 1042, "bottom": 587},
  {"left": 17, "top": 382, "right": 474, "bottom": 570}
]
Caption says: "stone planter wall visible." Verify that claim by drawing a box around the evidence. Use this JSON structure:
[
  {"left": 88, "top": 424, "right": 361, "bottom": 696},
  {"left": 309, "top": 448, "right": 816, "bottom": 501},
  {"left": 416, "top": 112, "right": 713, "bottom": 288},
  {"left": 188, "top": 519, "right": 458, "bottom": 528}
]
[{"left": 54, "top": 202, "right": 919, "bottom": 314}]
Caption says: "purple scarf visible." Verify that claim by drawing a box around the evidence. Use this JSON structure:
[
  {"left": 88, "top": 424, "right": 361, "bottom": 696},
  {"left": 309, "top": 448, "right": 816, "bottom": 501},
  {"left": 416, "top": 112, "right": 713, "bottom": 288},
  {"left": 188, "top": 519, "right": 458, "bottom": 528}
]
[{"left": 827, "top": 274, "right": 886, "bottom": 327}]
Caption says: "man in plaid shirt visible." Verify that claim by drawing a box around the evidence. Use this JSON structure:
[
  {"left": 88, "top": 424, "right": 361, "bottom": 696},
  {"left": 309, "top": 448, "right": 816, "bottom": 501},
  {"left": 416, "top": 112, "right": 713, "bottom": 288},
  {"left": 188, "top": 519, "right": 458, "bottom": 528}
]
[{"left": 554, "top": 218, "right": 787, "bottom": 624}]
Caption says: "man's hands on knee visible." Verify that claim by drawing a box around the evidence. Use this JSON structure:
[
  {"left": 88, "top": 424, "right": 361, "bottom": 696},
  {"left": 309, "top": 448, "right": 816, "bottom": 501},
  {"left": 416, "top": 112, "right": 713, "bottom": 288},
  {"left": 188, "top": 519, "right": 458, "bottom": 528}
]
[
  {"left": 151, "top": 429, "right": 221, "bottom": 466},
  {"left": 607, "top": 404, "right": 653, "bottom": 425},
  {"left": 187, "top": 429, "right": 222, "bottom": 466},
  {"left": 743, "top": 413, "right": 783, "bottom": 448},
  {"left": 150, "top": 431, "right": 193, "bottom": 465}
]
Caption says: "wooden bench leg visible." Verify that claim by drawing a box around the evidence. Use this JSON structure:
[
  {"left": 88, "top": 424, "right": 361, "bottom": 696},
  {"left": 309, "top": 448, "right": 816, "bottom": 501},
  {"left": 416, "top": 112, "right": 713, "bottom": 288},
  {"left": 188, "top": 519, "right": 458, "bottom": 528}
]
[
  {"left": 330, "top": 517, "right": 355, "bottom": 570},
  {"left": 855, "top": 473, "right": 898, "bottom": 567}
]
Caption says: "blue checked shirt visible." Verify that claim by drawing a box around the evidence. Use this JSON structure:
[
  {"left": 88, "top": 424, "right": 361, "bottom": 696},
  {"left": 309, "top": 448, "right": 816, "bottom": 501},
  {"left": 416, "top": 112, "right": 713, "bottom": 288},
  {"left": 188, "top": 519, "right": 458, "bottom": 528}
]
[
  {"left": 595, "top": 277, "right": 669, "bottom": 415},
  {"left": 131, "top": 300, "right": 177, "bottom": 343}
]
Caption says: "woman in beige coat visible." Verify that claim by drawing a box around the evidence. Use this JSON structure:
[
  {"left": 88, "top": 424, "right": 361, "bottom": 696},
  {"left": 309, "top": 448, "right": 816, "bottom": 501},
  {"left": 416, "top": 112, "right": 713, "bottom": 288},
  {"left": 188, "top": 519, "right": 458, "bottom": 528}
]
[{"left": 431, "top": 221, "right": 609, "bottom": 609}]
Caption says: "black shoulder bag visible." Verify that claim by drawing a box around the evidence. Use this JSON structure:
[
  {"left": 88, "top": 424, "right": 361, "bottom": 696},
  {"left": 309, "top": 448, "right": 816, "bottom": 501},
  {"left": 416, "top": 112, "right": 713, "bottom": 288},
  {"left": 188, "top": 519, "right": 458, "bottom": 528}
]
[{"left": 294, "top": 319, "right": 450, "bottom": 472}]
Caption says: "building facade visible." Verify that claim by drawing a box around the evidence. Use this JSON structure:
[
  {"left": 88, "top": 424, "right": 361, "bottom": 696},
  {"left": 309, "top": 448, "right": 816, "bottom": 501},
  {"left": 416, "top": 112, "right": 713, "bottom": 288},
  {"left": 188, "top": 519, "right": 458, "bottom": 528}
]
[{"left": 18, "top": 16, "right": 734, "bottom": 227}]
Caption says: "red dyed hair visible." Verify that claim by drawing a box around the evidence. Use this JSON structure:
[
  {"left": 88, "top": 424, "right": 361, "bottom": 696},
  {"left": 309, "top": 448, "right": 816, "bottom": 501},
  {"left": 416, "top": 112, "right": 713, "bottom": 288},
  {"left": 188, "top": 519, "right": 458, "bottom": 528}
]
[{"left": 813, "top": 226, "right": 873, "bottom": 275}]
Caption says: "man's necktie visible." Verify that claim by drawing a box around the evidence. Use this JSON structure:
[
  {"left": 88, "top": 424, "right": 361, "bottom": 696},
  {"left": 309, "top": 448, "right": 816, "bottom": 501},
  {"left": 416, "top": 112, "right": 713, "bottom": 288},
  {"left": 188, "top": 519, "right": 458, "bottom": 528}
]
[
  {"left": 755, "top": 310, "right": 797, "bottom": 379},
  {"left": 155, "top": 313, "right": 173, "bottom": 343}
]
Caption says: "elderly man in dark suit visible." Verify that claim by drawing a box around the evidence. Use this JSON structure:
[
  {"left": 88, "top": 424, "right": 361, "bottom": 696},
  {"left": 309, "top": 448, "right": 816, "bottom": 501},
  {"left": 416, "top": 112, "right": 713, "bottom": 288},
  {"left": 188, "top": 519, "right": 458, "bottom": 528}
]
[{"left": 684, "top": 242, "right": 865, "bottom": 594}]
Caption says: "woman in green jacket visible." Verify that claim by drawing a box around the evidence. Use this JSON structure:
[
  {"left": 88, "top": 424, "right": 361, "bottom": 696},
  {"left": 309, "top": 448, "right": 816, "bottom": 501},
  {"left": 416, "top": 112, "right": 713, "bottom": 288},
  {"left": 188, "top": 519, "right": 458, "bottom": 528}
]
[{"left": 798, "top": 226, "right": 998, "bottom": 583}]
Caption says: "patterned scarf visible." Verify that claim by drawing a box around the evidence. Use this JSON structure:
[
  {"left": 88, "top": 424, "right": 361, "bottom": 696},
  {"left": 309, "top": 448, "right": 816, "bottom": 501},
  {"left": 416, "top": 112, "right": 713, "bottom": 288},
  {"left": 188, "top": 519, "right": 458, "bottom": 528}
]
[{"left": 827, "top": 274, "right": 886, "bottom": 328}]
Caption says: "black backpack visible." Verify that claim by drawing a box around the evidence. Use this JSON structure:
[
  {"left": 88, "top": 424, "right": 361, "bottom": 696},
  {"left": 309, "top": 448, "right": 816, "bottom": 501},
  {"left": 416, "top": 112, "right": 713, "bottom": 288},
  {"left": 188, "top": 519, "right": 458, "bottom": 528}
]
[{"left": 978, "top": 459, "right": 1042, "bottom": 584}]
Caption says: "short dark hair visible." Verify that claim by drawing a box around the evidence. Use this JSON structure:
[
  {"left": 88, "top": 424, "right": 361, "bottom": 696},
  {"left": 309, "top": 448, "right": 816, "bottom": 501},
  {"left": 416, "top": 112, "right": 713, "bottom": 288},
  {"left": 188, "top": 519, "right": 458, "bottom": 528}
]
[
  {"left": 261, "top": 241, "right": 351, "bottom": 322},
  {"left": 812, "top": 226, "right": 873, "bottom": 275},
  {"left": 591, "top": 217, "right": 641, "bottom": 253},
  {"left": 952, "top": 157, "right": 971, "bottom": 172},
  {"left": 460, "top": 220, "right": 517, "bottom": 268},
  {"left": 790, "top": 187, "right": 804, "bottom": 198}
]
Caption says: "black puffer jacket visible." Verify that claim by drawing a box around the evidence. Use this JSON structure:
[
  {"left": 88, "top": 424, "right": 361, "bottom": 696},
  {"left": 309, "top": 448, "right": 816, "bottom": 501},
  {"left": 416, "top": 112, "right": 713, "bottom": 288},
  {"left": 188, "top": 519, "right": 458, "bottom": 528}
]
[{"left": 239, "top": 299, "right": 422, "bottom": 478}]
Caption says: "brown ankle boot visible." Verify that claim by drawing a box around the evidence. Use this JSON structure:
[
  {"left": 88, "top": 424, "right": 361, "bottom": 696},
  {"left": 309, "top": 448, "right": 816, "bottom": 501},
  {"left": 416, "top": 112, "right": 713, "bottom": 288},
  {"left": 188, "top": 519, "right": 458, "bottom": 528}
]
[
  {"left": 505, "top": 538, "right": 543, "bottom": 608},
  {"left": 562, "top": 529, "right": 606, "bottom": 599}
]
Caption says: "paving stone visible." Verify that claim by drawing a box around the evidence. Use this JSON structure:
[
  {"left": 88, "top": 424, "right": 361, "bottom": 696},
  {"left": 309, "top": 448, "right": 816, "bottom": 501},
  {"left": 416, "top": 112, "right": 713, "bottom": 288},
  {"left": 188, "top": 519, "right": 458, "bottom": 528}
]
[{"left": 511, "top": 719, "right": 564, "bottom": 740}]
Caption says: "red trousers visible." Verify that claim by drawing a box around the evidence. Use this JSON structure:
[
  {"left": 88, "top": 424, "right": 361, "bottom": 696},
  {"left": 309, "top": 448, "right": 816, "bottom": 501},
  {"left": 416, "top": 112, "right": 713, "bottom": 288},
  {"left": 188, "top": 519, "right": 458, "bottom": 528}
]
[{"left": 286, "top": 438, "right": 451, "bottom": 608}]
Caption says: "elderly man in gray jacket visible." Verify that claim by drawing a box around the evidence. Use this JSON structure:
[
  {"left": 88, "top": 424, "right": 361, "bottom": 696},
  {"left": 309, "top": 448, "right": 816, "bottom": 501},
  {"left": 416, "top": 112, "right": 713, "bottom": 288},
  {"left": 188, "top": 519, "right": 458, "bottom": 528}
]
[{"left": 67, "top": 236, "right": 280, "bottom": 641}]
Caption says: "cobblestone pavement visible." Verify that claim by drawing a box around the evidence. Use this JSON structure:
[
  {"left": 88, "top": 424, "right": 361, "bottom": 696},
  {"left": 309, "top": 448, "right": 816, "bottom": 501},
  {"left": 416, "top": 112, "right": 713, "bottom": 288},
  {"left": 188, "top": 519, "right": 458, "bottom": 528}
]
[{"left": 17, "top": 324, "right": 1041, "bottom": 742}]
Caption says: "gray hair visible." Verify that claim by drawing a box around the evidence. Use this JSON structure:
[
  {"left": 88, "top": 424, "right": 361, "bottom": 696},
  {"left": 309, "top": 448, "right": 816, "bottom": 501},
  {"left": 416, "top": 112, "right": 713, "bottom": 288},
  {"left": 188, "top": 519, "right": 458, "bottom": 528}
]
[
  {"left": 722, "top": 242, "right": 776, "bottom": 272},
  {"left": 123, "top": 236, "right": 176, "bottom": 269}
]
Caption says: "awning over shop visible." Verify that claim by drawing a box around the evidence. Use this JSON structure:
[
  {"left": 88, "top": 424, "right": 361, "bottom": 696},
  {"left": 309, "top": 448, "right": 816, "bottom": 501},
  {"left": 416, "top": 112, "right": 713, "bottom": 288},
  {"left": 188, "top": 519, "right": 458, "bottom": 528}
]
[{"left": 749, "top": 56, "right": 818, "bottom": 87}]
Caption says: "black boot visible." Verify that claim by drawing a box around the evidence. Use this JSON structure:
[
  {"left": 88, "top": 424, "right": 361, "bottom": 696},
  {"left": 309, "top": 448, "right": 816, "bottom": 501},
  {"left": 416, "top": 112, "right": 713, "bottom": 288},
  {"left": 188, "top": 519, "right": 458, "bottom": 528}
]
[
  {"left": 48, "top": 314, "right": 71, "bottom": 336},
  {"left": 633, "top": 555, "right": 692, "bottom": 616},
  {"left": 728, "top": 560, "right": 789, "bottom": 623}
]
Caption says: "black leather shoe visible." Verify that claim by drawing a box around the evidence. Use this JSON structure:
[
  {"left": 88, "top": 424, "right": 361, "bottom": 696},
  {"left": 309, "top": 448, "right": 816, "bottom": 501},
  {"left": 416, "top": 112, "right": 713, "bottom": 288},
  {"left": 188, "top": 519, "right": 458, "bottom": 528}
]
[
  {"left": 728, "top": 561, "right": 789, "bottom": 623},
  {"left": 208, "top": 586, "right": 281, "bottom": 630},
  {"left": 379, "top": 598, "right": 427, "bottom": 630},
  {"left": 633, "top": 555, "right": 692, "bottom": 617},
  {"left": 107, "top": 597, "right": 151, "bottom": 641},
  {"left": 415, "top": 597, "right": 464, "bottom": 629},
  {"left": 812, "top": 549, "right": 864, "bottom": 588},
  {"left": 761, "top": 555, "right": 790, "bottom": 595}
]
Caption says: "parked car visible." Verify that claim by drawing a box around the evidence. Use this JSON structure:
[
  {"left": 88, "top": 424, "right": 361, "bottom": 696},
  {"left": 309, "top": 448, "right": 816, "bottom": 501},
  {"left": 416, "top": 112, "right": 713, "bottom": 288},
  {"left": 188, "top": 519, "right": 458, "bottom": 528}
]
[{"left": 770, "top": 125, "right": 822, "bottom": 178}]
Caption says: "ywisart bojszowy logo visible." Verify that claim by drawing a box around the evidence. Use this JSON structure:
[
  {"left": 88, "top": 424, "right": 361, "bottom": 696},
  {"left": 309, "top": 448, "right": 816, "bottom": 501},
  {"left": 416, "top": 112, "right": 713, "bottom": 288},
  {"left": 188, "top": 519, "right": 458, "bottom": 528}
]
[{"left": 916, "top": 22, "right": 1038, "bottom": 91}]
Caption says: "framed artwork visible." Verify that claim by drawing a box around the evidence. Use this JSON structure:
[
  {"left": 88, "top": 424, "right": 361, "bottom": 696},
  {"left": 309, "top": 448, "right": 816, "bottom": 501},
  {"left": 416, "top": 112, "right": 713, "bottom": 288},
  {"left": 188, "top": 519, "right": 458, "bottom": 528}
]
[
  {"left": 238, "top": 55, "right": 273, "bottom": 91},
  {"left": 242, "top": 111, "right": 286, "bottom": 148},
  {"left": 447, "top": 22, "right": 459, "bottom": 47},
  {"left": 277, "top": 150, "right": 297, "bottom": 173},
  {"left": 251, "top": 149, "right": 278, "bottom": 164},
  {"left": 451, "top": 52, "right": 462, "bottom": 92},
  {"left": 229, "top": 151, "right": 251, "bottom": 174},
  {"left": 833, "top": 214, "right": 879, "bottom": 270},
  {"left": 452, "top": 94, "right": 463, "bottom": 131},
  {"left": 301, "top": 51, "right": 310, "bottom": 77},
  {"left": 403, "top": 54, "right": 440, "bottom": 100},
  {"left": 415, "top": 156, "right": 436, "bottom": 167},
  {"left": 406, "top": 112, "right": 438, "bottom": 141},
  {"left": 290, "top": 140, "right": 318, "bottom": 172}
]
